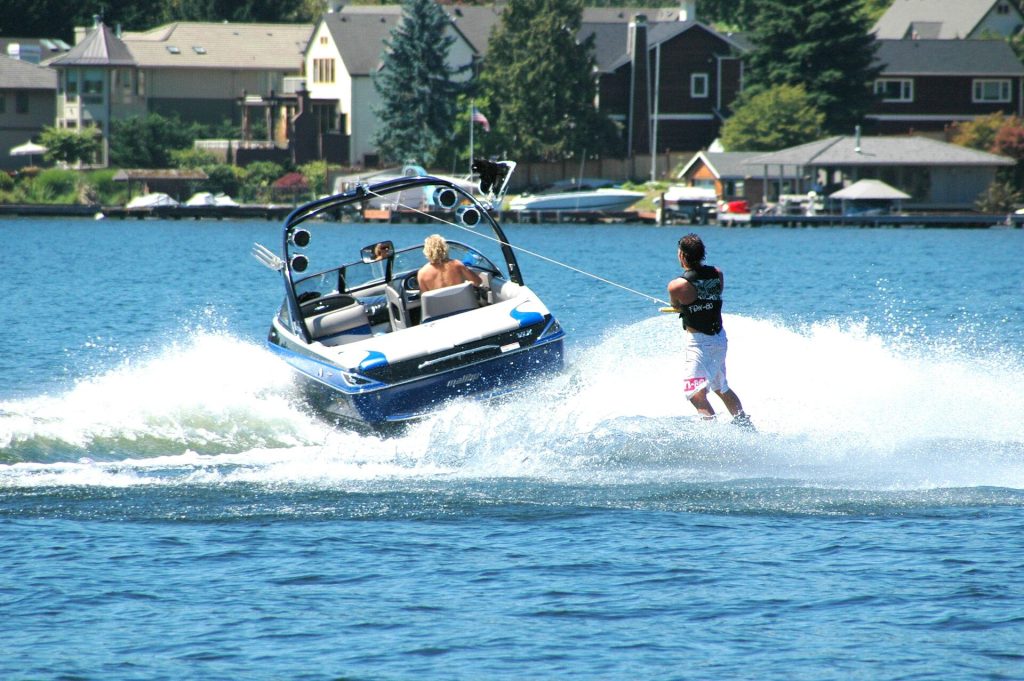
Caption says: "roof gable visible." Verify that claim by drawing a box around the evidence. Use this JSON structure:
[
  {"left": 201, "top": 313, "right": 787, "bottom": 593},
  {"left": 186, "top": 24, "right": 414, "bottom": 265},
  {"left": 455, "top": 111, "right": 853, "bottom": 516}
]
[
  {"left": 873, "top": 0, "right": 1023, "bottom": 39},
  {"left": 323, "top": 13, "right": 400, "bottom": 76}
]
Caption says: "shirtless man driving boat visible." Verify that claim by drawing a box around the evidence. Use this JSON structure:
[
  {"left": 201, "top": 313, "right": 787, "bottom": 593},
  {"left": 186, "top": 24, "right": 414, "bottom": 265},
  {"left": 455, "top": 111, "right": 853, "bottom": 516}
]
[{"left": 417, "top": 234, "right": 483, "bottom": 292}]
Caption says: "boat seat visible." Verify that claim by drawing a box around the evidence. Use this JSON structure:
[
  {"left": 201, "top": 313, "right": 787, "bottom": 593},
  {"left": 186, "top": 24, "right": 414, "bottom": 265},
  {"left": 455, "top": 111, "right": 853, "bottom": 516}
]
[
  {"left": 419, "top": 282, "right": 479, "bottom": 323},
  {"left": 305, "top": 303, "right": 372, "bottom": 346}
]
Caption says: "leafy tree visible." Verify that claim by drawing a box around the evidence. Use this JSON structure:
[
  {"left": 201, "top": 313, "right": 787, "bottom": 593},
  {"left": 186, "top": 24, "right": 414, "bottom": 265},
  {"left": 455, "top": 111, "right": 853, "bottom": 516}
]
[
  {"left": 476, "top": 0, "right": 618, "bottom": 162},
  {"left": 950, "top": 112, "right": 1010, "bottom": 152},
  {"left": 110, "top": 113, "right": 198, "bottom": 168},
  {"left": 720, "top": 84, "right": 825, "bottom": 152},
  {"left": 372, "top": 0, "right": 468, "bottom": 167},
  {"left": 39, "top": 126, "right": 101, "bottom": 165},
  {"left": 976, "top": 180, "right": 1020, "bottom": 212},
  {"left": 202, "top": 164, "right": 243, "bottom": 197},
  {"left": 171, "top": 147, "right": 218, "bottom": 168},
  {"left": 240, "top": 161, "right": 285, "bottom": 201},
  {"left": 743, "top": 0, "right": 881, "bottom": 135}
]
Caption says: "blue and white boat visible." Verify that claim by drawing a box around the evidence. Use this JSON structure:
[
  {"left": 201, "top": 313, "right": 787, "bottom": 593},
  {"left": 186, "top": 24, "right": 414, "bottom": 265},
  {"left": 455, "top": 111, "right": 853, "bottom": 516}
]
[{"left": 253, "top": 161, "right": 565, "bottom": 427}]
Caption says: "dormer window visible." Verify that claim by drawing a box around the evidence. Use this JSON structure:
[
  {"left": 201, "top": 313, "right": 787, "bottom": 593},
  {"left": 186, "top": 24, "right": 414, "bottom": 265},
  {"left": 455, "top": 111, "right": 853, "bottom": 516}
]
[
  {"left": 192, "top": 46, "right": 206, "bottom": 54},
  {"left": 166, "top": 46, "right": 180, "bottom": 54}
]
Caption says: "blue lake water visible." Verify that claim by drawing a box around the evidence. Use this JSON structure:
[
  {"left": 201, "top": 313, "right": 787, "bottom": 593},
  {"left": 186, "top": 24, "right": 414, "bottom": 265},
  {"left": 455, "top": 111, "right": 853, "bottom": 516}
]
[{"left": 2, "top": 217, "right": 1023, "bottom": 679}]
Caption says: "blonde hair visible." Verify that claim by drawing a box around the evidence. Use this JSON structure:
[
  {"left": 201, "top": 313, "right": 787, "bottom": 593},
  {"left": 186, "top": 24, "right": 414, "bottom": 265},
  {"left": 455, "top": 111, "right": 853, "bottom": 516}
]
[{"left": 423, "top": 234, "right": 449, "bottom": 265}]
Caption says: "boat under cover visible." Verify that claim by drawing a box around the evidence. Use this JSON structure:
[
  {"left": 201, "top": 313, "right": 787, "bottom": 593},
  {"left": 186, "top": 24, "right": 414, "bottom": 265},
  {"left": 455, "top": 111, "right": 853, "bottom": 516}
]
[{"left": 254, "top": 161, "right": 566, "bottom": 427}]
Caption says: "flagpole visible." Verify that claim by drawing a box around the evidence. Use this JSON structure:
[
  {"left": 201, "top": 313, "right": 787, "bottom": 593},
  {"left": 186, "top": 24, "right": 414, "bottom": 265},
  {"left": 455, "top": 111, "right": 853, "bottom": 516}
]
[{"left": 468, "top": 100, "right": 474, "bottom": 175}]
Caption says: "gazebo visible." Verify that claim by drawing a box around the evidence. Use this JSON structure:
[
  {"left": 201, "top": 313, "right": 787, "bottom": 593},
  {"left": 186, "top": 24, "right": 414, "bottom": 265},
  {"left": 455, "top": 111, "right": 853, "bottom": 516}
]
[{"left": 829, "top": 178, "right": 911, "bottom": 216}]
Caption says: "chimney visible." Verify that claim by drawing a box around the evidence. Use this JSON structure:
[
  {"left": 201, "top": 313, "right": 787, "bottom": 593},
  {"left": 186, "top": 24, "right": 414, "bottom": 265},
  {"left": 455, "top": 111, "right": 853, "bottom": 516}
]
[
  {"left": 680, "top": 0, "right": 697, "bottom": 22},
  {"left": 627, "top": 15, "right": 650, "bottom": 155}
]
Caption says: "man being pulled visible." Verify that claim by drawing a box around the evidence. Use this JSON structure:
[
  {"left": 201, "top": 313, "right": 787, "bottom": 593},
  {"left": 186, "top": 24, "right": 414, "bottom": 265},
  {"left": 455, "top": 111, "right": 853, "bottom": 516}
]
[{"left": 667, "top": 233, "right": 753, "bottom": 429}]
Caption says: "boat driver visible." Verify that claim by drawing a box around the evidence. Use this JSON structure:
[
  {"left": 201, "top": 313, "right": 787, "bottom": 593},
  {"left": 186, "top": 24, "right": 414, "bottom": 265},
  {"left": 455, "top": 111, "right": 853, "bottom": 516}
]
[{"left": 417, "top": 234, "right": 482, "bottom": 292}]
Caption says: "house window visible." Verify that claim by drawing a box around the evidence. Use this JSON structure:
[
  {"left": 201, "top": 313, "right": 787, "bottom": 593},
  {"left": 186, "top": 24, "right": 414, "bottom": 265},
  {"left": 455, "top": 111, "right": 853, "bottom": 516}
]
[
  {"left": 319, "top": 35, "right": 328, "bottom": 45},
  {"left": 66, "top": 70, "right": 79, "bottom": 100},
  {"left": 997, "top": 2, "right": 1010, "bottom": 14},
  {"left": 15, "top": 92, "right": 29, "bottom": 114},
  {"left": 83, "top": 69, "right": 104, "bottom": 102},
  {"left": 874, "top": 78, "right": 913, "bottom": 102},
  {"left": 691, "top": 73, "right": 709, "bottom": 98},
  {"left": 973, "top": 79, "right": 1011, "bottom": 102},
  {"left": 313, "top": 58, "right": 335, "bottom": 84}
]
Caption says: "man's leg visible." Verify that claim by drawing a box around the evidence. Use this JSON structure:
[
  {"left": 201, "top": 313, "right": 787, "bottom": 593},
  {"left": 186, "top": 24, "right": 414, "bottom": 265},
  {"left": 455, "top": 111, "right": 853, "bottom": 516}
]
[{"left": 689, "top": 388, "right": 716, "bottom": 419}]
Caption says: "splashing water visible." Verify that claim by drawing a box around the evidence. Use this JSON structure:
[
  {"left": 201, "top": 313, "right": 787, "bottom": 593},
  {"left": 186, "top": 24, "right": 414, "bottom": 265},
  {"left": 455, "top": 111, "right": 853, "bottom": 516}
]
[{"left": 1, "top": 317, "right": 1022, "bottom": 492}]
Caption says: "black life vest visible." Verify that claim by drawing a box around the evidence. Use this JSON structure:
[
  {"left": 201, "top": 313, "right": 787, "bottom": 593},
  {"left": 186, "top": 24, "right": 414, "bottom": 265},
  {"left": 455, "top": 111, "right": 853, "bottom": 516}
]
[{"left": 679, "top": 265, "right": 723, "bottom": 335}]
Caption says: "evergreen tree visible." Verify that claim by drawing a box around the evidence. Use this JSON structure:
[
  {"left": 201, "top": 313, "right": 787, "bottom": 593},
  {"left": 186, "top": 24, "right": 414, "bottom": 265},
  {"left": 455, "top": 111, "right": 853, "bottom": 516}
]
[
  {"left": 476, "top": 0, "right": 617, "bottom": 162},
  {"left": 372, "top": 0, "right": 468, "bottom": 167},
  {"left": 743, "top": 0, "right": 881, "bottom": 135}
]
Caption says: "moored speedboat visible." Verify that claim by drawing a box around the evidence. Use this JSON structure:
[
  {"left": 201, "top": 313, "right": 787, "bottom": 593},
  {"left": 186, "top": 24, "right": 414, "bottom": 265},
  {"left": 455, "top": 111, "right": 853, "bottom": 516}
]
[
  {"left": 509, "top": 187, "right": 644, "bottom": 213},
  {"left": 253, "top": 160, "right": 566, "bottom": 427}
]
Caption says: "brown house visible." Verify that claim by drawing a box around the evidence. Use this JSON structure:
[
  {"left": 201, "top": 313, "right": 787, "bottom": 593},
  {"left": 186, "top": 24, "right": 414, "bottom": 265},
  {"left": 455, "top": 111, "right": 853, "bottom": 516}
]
[
  {"left": 866, "top": 39, "right": 1024, "bottom": 136},
  {"left": 592, "top": 13, "right": 746, "bottom": 157}
]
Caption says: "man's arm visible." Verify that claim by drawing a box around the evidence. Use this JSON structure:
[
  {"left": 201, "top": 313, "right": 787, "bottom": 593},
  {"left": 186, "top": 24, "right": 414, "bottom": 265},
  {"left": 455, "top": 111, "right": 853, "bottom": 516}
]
[
  {"left": 457, "top": 261, "right": 483, "bottom": 286},
  {"left": 668, "top": 277, "right": 695, "bottom": 307}
]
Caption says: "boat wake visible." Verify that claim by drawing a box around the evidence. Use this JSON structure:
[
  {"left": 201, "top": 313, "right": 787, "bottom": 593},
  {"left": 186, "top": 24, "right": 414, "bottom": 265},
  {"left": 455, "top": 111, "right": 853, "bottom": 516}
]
[{"left": 2, "top": 316, "right": 1023, "bottom": 496}]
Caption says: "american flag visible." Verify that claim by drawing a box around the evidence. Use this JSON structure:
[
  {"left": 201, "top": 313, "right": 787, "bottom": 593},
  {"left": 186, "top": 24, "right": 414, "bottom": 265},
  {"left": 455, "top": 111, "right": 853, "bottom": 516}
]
[{"left": 471, "top": 107, "right": 490, "bottom": 132}]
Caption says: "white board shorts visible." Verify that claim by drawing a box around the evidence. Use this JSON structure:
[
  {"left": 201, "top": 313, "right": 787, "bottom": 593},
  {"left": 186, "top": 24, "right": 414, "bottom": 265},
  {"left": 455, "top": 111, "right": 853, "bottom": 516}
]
[{"left": 681, "top": 328, "right": 729, "bottom": 399}]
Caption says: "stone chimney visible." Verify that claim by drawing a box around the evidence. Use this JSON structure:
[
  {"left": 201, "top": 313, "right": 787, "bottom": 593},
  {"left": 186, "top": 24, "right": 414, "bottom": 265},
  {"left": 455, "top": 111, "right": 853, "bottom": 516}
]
[{"left": 680, "top": 0, "right": 697, "bottom": 22}]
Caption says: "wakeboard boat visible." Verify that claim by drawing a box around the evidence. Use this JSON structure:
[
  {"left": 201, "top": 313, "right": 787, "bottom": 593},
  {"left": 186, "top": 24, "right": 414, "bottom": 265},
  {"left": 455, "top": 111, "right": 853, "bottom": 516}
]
[
  {"left": 508, "top": 185, "right": 644, "bottom": 213},
  {"left": 253, "top": 160, "right": 566, "bottom": 427}
]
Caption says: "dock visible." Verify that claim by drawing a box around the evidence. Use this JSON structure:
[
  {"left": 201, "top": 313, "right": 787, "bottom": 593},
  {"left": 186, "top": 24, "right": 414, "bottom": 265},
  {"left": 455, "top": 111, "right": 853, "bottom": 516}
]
[{"left": 1, "top": 202, "right": 1021, "bottom": 228}]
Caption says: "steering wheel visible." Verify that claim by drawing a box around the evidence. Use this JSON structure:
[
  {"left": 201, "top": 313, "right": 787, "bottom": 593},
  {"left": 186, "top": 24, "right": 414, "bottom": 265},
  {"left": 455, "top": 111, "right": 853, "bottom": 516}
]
[{"left": 403, "top": 273, "right": 420, "bottom": 292}]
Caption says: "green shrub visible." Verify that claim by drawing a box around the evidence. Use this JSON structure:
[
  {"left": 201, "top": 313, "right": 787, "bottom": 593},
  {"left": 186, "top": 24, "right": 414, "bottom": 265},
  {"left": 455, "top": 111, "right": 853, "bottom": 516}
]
[{"left": 24, "top": 168, "right": 78, "bottom": 203}]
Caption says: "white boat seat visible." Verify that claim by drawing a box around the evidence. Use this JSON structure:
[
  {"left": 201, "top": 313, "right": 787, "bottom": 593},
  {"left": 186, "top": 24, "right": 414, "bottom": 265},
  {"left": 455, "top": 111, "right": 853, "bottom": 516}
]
[
  {"left": 419, "top": 282, "right": 479, "bottom": 322},
  {"left": 305, "top": 303, "right": 372, "bottom": 346}
]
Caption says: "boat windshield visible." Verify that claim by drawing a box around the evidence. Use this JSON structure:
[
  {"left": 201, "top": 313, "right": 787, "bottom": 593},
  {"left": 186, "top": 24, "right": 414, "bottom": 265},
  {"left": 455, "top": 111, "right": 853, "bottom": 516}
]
[{"left": 292, "top": 241, "right": 501, "bottom": 301}]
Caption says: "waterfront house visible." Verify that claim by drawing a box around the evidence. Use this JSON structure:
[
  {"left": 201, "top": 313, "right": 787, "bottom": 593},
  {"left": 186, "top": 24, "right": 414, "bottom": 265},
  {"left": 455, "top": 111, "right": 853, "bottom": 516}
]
[
  {"left": 303, "top": 6, "right": 481, "bottom": 167},
  {"left": 0, "top": 56, "right": 57, "bottom": 170},
  {"left": 744, "top": 134, "right": 1014, "bottom": 210},
  {"left": 866, "top": 39, "right": 1024, "bottom": 135},
  {"left": 49, "top": 20, "right": 311, "bottom": 167},
  {"left": 676, "top": 149, "right": 798, "bottom": 208},
  {"left": 590, "top": 1, "right": 746, "bottom": 157}
]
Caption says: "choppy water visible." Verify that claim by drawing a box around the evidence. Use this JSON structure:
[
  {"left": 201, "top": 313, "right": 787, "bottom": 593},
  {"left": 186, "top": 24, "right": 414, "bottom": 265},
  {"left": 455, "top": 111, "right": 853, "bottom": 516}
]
[{"left": 2, "top": 219, "right": 1023, "bottom": 679}]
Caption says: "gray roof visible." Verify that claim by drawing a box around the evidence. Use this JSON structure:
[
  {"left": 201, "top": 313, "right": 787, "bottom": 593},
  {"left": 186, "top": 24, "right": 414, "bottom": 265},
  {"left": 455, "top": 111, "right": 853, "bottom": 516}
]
[
  {"left": 679, "top": 150, "right": 781, "bottom": 179},
  {"left": 872, "top": 0, "right": 1021, "bottom": 39},
  {"left": 121, "top": 22, "right": 311, "bottom": 70},
  {"left": 597, "top": 20, "right": 746, "bottom": 73},
  {"left": 443, "top": 5, "right": 503, "bottom": 57},
  {"left": 0, "top": 54, "right": 57, "bottom": 89},
  {"left": 0, "top": 37, "right": 71, "bottom": 61},
  {"left": 323, "top": 13, "right": 400, "bottom": 76},
  {"left": 830, "top": 178, "right": 911, "bottom": 200},
  {"left": 745, "top": 135, "right": 1015, "bottom": 167},
  {"left": 333, "top": 4, "right": 681, "bottom": 69},
  {"left": 50, "top": 23, "right": 135, "bottom": 67},
  {"left": 876, "top": 38, "right": 1024, "bottom": 76}
]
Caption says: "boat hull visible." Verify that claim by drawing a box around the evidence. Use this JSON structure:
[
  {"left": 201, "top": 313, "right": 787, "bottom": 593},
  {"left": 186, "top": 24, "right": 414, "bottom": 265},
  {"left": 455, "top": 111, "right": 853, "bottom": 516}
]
[
  {"left": 510, "top": 190, "right": 643, "bottom": 213},
  {"left": 269, "top": 336, "right": 564, "bottom": 425}
]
